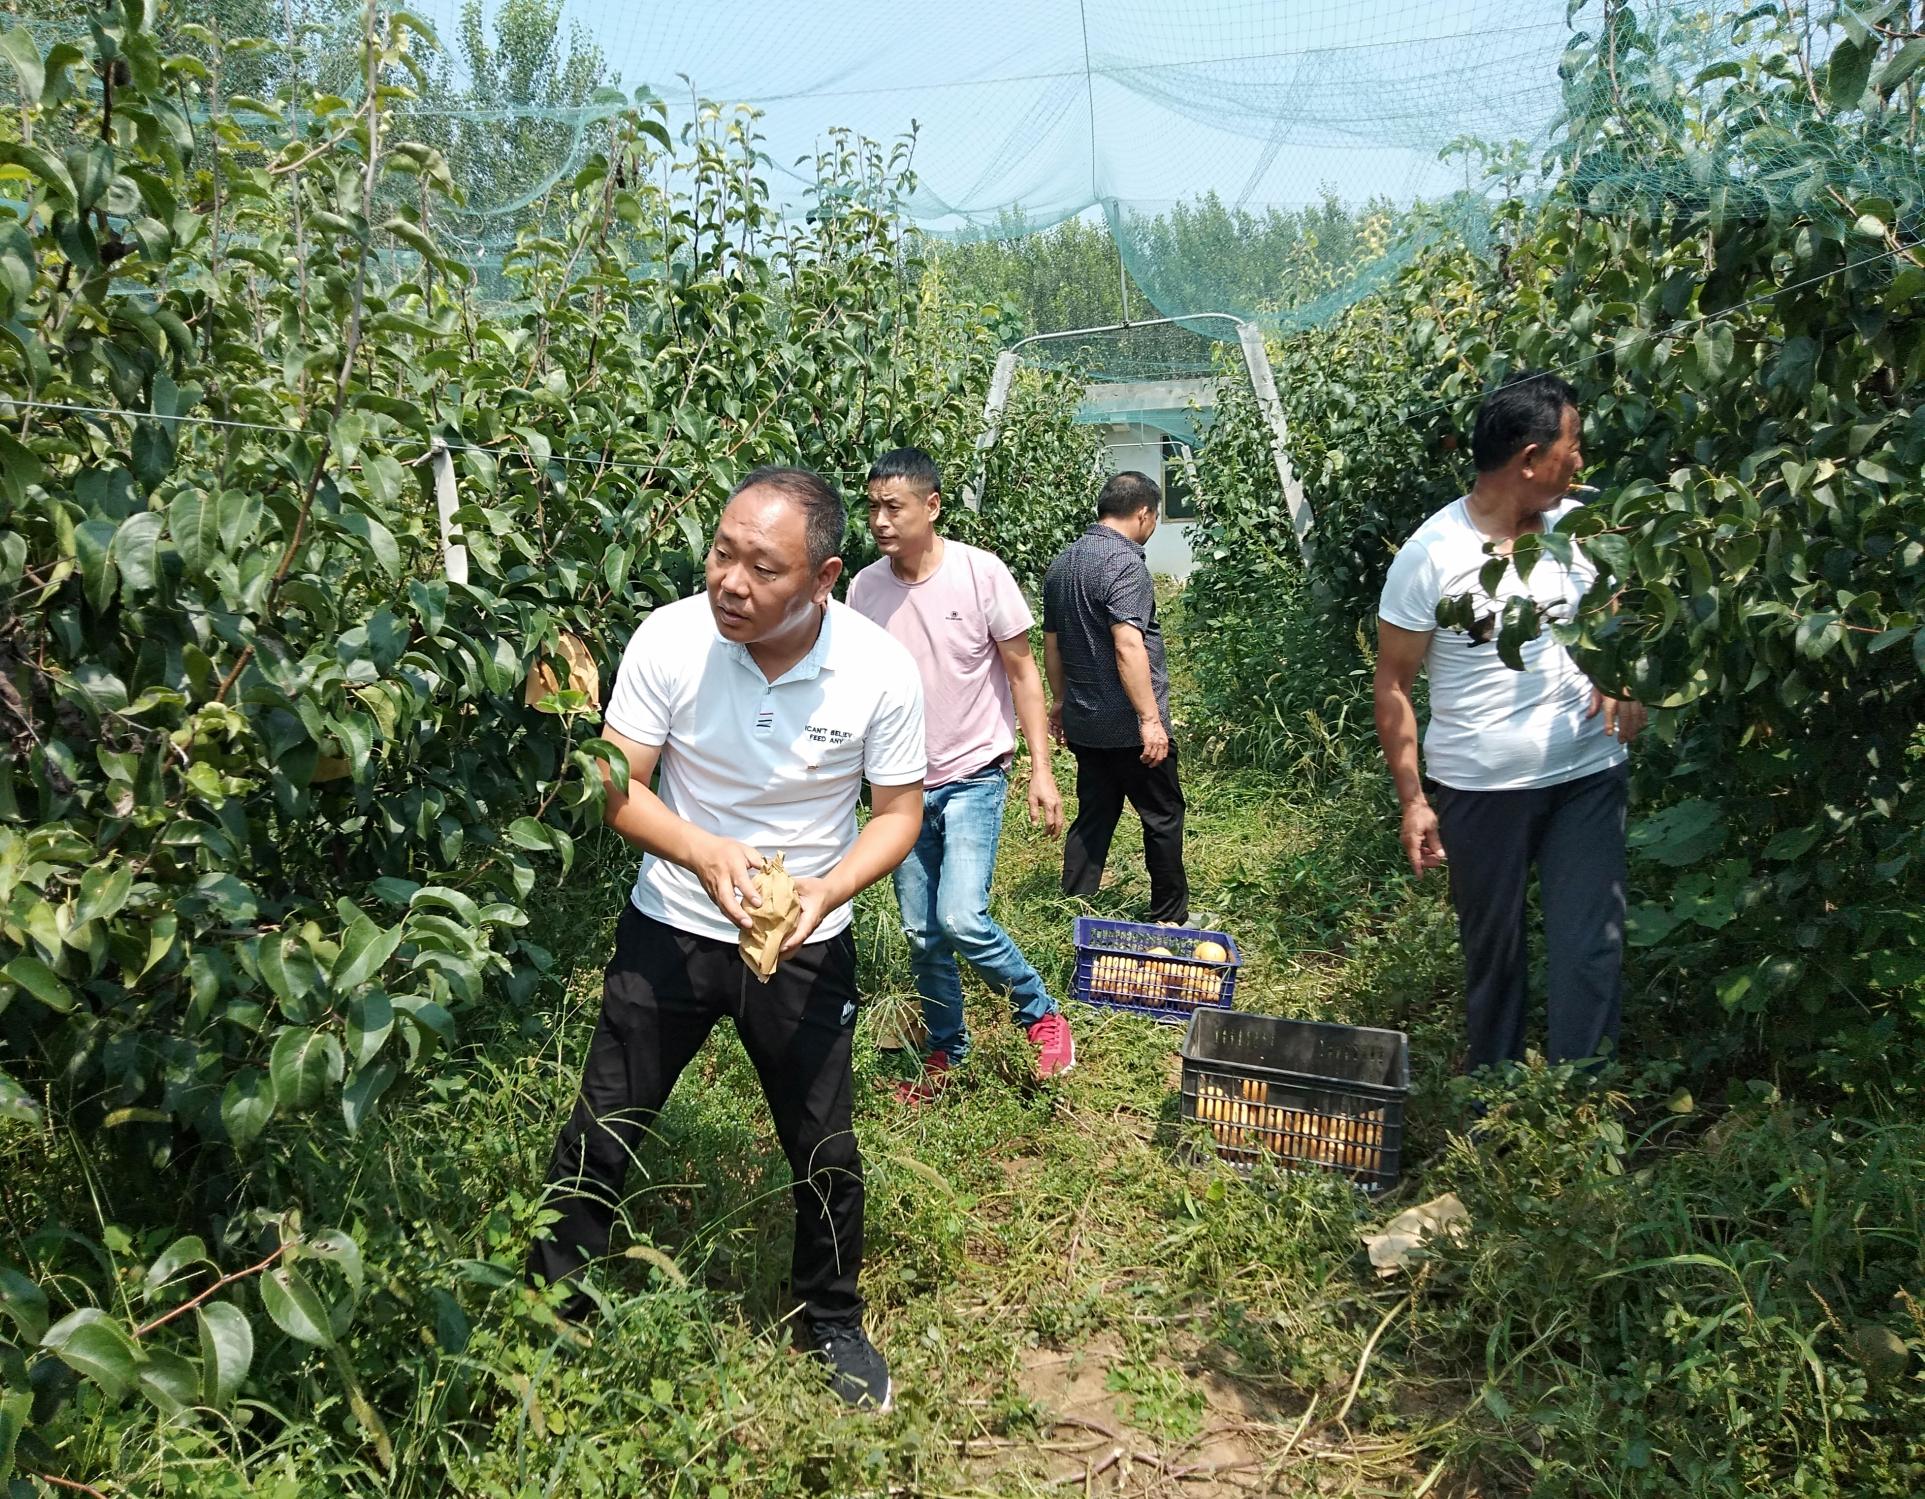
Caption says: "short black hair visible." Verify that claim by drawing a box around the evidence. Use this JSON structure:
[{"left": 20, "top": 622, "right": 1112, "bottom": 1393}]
[
  {"left": 867, "top": 447, "right": 941, "bottom": 496},
  {"left": 1096, "top": 470, "right": 1160, "bottom": 519},
  {"left": 730, "top": 465, "right": 846, "bottom": 569},
  {"left": 1470, "top": 371, "right": 1579, "bottom": 473}
]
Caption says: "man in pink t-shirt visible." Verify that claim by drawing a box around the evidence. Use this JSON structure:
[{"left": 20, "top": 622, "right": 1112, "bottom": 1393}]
[{"left": 847, "top": 448, "right": 1074, "bottom": 1095}]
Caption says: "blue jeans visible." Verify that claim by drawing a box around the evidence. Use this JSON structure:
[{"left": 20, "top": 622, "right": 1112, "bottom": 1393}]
[{"left": 894, "top": 766, "right": 1058, "bottom": 1062}]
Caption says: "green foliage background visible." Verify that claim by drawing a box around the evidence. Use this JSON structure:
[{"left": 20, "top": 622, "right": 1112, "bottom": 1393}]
[
  {"left": 1170, "top": 8, "right": 1925, "bottom": 1486},
  {"left": 0, "top": 2, "right": 1098, "bottom": 1479},
  {"left": 1, "top": 0, "right": 1922, "bottom": 1494},
  {"left": 1184, "top": 0, "right": 1925, "bottom": 1085}
]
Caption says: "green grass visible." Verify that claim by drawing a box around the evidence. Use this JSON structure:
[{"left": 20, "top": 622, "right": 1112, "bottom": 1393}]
[
  {"left": 380, "top": 739, "right": 1464, "bottom": 1498},
  {"left": 13, "top": 615, "right": 1924, "bottom": 1498},
  {"left": 54, "top": 726, "right": 1461, "bottom": 1497}
]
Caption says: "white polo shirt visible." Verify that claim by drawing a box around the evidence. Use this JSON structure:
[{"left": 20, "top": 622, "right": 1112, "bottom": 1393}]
[
  {"left": 602, "top": 593, "right": 927, "bottom": 943},
  {"left": 1378, "top": 496, "right": 1626, "bottom": 792}
]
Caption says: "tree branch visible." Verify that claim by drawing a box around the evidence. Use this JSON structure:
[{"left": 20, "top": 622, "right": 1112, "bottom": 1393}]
[
  {"left": 1827, "top": 186, "right": 1923, "bottom": 265},
  {"left": 1783, "top": 0, "right": 1827, "bottom": 117},
  {"left": 133, "top": 1243, "right": 291, "bottom": 1340},
  {"left": 33, "top": 1476, "right": 109, "bottom": 1499}
]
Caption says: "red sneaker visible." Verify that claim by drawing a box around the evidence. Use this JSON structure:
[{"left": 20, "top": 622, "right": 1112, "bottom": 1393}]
[
  {"left": 893, "top": 1051, "right": 952, "bottom": 1106},
  {"left": 1027, "top": 1013, "right": 1076, "bottom": 1079}
]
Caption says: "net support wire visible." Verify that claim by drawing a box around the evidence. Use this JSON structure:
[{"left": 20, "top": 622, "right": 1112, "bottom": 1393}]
[{"left": 959, "top": 312, "right": 1315, "bottom": 569}]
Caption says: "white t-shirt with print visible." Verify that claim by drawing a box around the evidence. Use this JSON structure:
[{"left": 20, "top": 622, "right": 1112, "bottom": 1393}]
[
  {"left": 1377, "top": 497, "right": 1627, "bottom": 792},
  {"left": 602, "top": 593, "right": 927, "bottom": 942}
]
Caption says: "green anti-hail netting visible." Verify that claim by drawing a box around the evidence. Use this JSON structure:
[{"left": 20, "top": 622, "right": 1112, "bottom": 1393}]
[
  {"left": 397, "top": 0, "right": 1583, "bottom": 378},
  {"left": 9, "top": 0, "right": 1922, "bottom": 394},
  {"left": 390, "top": 0, "right": 1914, "bottom": 332}
]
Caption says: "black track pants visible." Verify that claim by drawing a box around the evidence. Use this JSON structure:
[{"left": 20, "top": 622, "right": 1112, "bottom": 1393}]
[
  {"left": 1430, "top": 762, "right": 1630, "bottom": 1072},
  {"left": 1062, "top": 740, "right": 1189, "bottom": 924},
  {"left": 530, "top": 904, "right": 865, "bottom": 1327}
]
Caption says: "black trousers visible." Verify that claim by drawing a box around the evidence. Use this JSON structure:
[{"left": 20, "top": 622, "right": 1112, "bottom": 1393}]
[
  {"left": 1062, "top": 740, "right": 1189, "bottom": 924},
  {"left": 1430, "top": 763, "right": 1630, "bottom": 1073},
  {"left": 530, "top": 904, "right": 865, "bottom": 1328}
]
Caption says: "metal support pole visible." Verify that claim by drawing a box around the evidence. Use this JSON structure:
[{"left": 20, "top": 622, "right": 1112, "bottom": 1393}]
[
  {"left": 431, "top": 437, "right": 468, "bottom": 584},
  {"left": 1236, "top": 319, "right": 1315, "bottom": 565},
  {"left": 959, "top": 348, "right": 1018, "bottom": 512},
  {"left": 959, "top": 312, "right": 1309, "bottom": 555},
  {"left": 1008, "top": 311, "right": 1241, "bottom": 353}
]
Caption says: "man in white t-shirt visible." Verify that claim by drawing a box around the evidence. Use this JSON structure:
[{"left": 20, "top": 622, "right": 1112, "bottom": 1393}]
[
  {"left": 1374, "top": 372, "right": 1647, "bottom": 1074},
  {"left": 529, "top": 467, "right": 925, "bottom": 1412},
  {"left": 848, "top": 448, "right": 1073, "bottom": 1101}
]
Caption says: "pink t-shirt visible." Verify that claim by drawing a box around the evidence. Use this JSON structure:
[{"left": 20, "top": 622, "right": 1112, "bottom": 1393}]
[{"left": 847, "top": 540, "right": 1034, "bottom": 789}]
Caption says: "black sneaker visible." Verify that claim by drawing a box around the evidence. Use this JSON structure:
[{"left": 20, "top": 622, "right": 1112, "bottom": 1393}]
[{"left": 808, "top": 1321, "right": 893, "bottom": 1411}]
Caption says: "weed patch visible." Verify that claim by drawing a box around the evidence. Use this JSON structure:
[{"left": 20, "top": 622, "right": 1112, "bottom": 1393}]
[{"left": 9, "top": 615, "right": 1922, "bottom": 1498}]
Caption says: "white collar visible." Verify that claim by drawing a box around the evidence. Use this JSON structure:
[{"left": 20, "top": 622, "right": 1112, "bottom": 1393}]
[{"left": 720, "top": 603, "right": 835, "bottom": 687}]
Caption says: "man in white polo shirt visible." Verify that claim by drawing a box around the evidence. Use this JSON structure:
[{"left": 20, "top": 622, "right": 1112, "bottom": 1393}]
[
  {"left": 848, "top": 447, "right": 1073, "bottom": 1102},
  {"left": 529, "top": 467, "right": 925, "bottom": 1412},
  {"left": 1374, "top": 372, "right": 1645, "bottom": 1077}
]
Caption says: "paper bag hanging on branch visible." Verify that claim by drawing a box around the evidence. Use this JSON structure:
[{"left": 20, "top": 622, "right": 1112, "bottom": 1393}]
[
  {"left": 524, "top": 631, "right": 602, "bottom": 712},
  {"left": 739, "top": 854, "right": 801, "bottom": 982}
]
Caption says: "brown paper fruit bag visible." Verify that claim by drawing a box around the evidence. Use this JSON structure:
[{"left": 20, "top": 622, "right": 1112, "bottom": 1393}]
[
  {"left": 524, "top": 631, "right": 602, "bottom": 713},
  {"left": 738, "top": 853, "right": 801, "bottom": 982}
]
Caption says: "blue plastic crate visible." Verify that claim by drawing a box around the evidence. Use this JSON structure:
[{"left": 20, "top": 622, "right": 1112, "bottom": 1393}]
[{"left": 1070, "top": 916, "right": 1240, "bottom": 1023}]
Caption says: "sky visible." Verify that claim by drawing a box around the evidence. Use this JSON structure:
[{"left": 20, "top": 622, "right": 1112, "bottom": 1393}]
[{"left": 407, "top": 0, "right": 1601, "bottom": 233}]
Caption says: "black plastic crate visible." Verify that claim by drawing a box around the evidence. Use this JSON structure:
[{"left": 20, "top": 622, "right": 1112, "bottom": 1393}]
[
  {"left": 1070, "top": 916, "right": 1240, "bottom": 1024},
  {"left": 1178, "top": 1009, "right": 1410, "bottom": 1192}
]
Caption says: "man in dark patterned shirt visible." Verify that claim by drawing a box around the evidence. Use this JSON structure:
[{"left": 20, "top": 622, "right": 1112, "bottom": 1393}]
[{"left": 1041, "top": 472, "right": 1189, "bottom": 923}]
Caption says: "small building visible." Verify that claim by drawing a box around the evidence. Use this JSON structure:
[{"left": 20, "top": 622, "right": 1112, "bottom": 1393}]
[{"left": 1079, "top": 378, "right": 1216, "bottom": 579}]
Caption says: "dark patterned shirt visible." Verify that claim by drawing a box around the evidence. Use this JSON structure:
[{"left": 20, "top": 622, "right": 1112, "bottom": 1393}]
[{"left": 1042, "top": 523, "right": 1171, "bottom": 750}]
